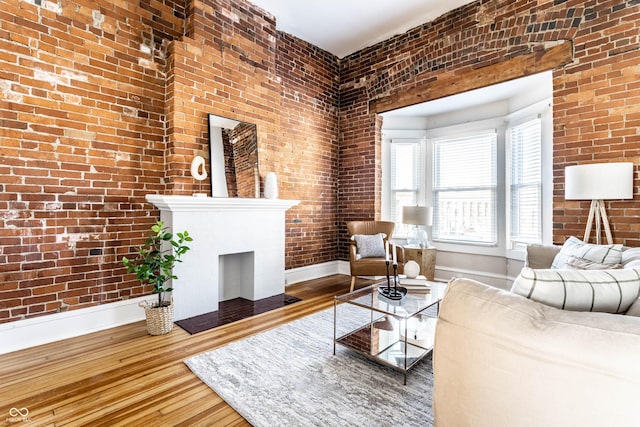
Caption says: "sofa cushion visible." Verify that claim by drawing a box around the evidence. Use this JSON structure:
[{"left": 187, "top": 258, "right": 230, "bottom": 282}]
[
  {"left": 352, "top": 233, "right": 386, "bottom": 258},
  {"left": 551, "top": 236, "right": 623, "bottom": 269},
  {"left": 525, "top": 243, "right": 561, "bottom": 269},
  {"left": 511, "top": 267, "right": 640, "bottom": 313}
]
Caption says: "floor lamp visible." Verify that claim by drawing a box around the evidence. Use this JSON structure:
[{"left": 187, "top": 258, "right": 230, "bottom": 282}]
[{"left": 565, "top": 162, "right": 634, "bottom": 245}]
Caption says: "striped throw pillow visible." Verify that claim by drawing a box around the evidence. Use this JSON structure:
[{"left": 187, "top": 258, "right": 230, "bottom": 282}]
[
  {"left": 622, "top": 247, "right": 640, "bottom": 269},
  {"left": 551, "top": 236, "right": 623, "bottom": 269},
  {"left": 511, "top": 267, "right": 640, "bottom": 313}
]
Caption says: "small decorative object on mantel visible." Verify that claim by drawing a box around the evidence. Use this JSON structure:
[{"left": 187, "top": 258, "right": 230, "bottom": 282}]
[
  {"left": 122, "top": 221, "right": 193, "bottom": 335},
  {"left": 264, "top": 171, "right": 279, "bottom": 199},
  {"left": 190, "top": 155, "right": 208, "bottom": 197},
  {"left": 378, "top": 242, "right": 408, "bottom": 303},
  {"left": 190, "top": 155, "right": 208, "bottom": 181}
]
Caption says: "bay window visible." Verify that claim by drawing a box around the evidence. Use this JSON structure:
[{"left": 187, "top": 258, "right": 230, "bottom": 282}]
[{"left": 382, "top": 101, "right": 550, "bottom": 255}]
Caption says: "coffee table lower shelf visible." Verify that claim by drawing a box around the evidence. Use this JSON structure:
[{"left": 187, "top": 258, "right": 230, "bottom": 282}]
[{"left": 335, "top": 321, "right": 434, "bottom": 384}]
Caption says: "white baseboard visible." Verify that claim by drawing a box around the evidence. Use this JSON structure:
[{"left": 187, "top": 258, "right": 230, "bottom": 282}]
[
  {"left": 285, "top": 261, "right": 341, "bottom": 285},
  {"left": 0, "top": 296, "right": 148, "bottom": 355},
  {"left": 0, "top": 261, "right": 510, "bottom": 355}
]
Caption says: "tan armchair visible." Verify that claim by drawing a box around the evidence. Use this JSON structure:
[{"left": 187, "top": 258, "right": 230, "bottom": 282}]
[{"left": 347, "top": 220, "right": 404, "bottom": 292}]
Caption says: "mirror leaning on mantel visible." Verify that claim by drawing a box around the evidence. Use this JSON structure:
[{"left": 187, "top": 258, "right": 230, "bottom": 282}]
[{"left": 208, "top": 114, "right": 260, "bottom": 198}]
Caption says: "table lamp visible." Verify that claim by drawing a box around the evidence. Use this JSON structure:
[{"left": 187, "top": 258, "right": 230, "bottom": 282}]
[
  {"left": 564, "top": 162, "right": 634, "bottom": 244},
  {"left": 402, "top": 205, "right": 433, "bottom": 248}
]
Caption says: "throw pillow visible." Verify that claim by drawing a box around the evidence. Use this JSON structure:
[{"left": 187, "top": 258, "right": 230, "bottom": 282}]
[
  {"left": 353, "top": 233, "right": 386, "bottom": 258},
  {"left": 550, "top": 236, "right": 623, "bottom": 269},
  {"left": 622, "top": 247, "right": 640, "bottom": 269},
  {"left": 511, "top": 267, "right": 640, "bottom": 313},
  {"left": 564, "top": 255, "right": 622, "bottom": 270}
]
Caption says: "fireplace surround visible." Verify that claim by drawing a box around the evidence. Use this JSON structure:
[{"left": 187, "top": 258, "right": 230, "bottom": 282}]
[{"left": 146, "top": 195, "right": 299, "bottom": 320}]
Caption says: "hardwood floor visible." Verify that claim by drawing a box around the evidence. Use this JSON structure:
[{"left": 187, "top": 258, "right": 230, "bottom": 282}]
[{"left": 0, "top": 274, "right": 376, "bottom": 426}]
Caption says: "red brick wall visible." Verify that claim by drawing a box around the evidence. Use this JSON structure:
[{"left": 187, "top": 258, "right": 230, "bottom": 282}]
[
  {"left": 338, "top": 0, "right": 640, "bottom": 255},
  {"left": 0, "top": 0, "right": 183, "bottom": 321},
  {"left": 276, "top": 32, "right": 340, "bottom": 268},
  {"left": 0, "top": 0, "right": 340, "bottom": 323}
]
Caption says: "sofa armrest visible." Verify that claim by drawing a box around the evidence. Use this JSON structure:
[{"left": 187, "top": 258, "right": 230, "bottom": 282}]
[{"left": 525, "top": 243, "right": 561, "bottom": 269}]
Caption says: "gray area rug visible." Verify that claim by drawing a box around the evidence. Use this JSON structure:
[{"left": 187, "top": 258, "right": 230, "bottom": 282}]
[{"left": 184, "top": 305, "right": 434, "bottom": 426}]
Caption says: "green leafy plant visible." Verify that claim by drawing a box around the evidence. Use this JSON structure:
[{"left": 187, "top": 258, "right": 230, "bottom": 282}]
[{"left": 123, "top": 221, "right": 193, "bottom": 308}]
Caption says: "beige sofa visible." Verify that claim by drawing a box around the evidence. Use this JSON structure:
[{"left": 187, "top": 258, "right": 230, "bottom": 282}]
[
  {"left": 434, "top": 239, "right": 640, "bottom": 426},
  {"left": 433, "top": 277, "right": 640, "bottom": 426}
]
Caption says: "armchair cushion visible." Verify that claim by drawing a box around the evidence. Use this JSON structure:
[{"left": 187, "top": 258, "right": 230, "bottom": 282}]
[{"left": 352, "top": 233, "right": 386, "bottom": 259}]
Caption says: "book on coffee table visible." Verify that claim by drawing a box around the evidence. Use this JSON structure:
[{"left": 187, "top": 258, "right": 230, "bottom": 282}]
[
  {"left": 399, "top": 275, "right": 428, "bottom": 284},
  {"left": 398, "top": 275, "right": 431, "bottom": 292}
]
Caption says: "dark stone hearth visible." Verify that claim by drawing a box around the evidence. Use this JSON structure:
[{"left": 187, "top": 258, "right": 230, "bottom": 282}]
[{"left": 175, "top": 294, "right": 302, "bottom": 334}]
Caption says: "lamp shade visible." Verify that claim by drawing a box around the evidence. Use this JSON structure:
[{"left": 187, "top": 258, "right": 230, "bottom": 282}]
[
  {"left": 565, "top": 162, "right": 634, "bottom": 200},
  {"left": 402, "top": 206, "right": 433, "bottom": 226}
]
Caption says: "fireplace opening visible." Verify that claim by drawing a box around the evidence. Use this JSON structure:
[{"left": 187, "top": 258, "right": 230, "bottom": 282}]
[{"left": 219, "top": 252, "right": 255, "bottom": 301}]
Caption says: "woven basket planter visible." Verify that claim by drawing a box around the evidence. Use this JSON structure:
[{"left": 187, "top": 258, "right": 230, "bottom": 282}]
[{"left": 139, "top": 300, "right": 174, "bottom": 335}]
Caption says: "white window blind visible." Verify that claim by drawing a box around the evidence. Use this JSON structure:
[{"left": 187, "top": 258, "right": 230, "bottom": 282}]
[
  {"left": 510, "top": 118, "right": 542, "bottom": 246},
  {"left": 432, "top": 131, "right": 497, "bottom": 244},
  {"left": 390, "top": 140, "right": 420, "bottom": 235}
]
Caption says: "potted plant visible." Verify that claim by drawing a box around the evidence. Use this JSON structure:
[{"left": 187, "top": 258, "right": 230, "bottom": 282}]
[{"left": 123, "top": 221, "right": 193, "bottom": 335}]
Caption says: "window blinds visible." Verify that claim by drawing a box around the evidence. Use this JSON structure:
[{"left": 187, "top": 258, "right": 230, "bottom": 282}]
[
  {"left": 390, "top": 140, "right": 420, "bottom": 230},
  {"left": 432, "top": 132, "right": 497, "bottom": 244},
  {"left": 510, "top": 118, "right": 542, "bottom": 245}
]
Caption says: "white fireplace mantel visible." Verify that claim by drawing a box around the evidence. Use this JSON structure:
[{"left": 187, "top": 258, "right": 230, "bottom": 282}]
[
  {"left": 146, "top": 195, "right": 300, "bottom": 321},
  {"left": 146, "top": 195, "right": 300, "bottom": 212}
]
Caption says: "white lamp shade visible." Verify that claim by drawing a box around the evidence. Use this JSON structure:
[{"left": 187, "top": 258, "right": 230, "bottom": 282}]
[
  {"left": 402, "top": 206, "right": 433, "bottom": 226},
  {"left": 565, "top": 162, "right": 634, "bottom": 200}
]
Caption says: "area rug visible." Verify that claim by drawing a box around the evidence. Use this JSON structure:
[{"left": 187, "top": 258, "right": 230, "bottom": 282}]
[{"left": 184, "top": 305, "right": 434, "bottom": 426}]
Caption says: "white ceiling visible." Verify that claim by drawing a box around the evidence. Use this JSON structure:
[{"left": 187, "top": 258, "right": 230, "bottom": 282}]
[{"left": 250, "top": 0, "right": 476, "bottom": 58}]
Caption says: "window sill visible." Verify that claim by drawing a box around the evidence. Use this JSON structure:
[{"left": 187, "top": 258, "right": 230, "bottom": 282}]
[{"left": 431, "top": 240, "right": 527, "bottom": 260}]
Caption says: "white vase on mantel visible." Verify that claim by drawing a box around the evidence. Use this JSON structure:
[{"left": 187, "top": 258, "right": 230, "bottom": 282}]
[{"left": 264, "top": 172, "right": 278, "bottom": 199}]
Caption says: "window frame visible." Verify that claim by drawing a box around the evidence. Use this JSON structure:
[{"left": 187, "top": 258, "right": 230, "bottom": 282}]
[
  {"left": 427, "top": 118, "right": 506, "bottom": 256},
  {"left": 381, "top": 130, "right": 427, "bottom": 238},
  {"left": 431, "top": 128, "right": 499, "bottom": 246},
  {"left": 505, "top": 100, "right": 554, "bottom": 258},
  {"left": 507, "top": 116, "right": 543, "bottom": 249}
]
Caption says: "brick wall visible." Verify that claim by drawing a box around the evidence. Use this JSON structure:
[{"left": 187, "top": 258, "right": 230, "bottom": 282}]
[
  {"left": 0, "top": 0, "right": 339, "bottom": 323},
  {"left": 338, "top": 0, "right": 640, "bottom": 256},
  {"left": 276, "top": 32, "right": 340, "bottom": 269},
  {"left": 0, "top": 0, "right": 183, "bottom": 321}
]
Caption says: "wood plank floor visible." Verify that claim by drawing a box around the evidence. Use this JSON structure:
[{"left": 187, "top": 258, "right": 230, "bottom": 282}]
[{"left": 0, "top": 274, "right": 376, "bottom": 426}]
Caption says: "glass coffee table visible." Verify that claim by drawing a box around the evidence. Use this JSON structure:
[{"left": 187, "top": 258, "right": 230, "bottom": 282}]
[{"left": 333, "top": 281, "right": 446, "bottom": 384}]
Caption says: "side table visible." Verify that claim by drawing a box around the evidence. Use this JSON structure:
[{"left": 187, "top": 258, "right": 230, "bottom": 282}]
[{"left": 403, "top": 246, "right": 437, "bottom": 281}]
